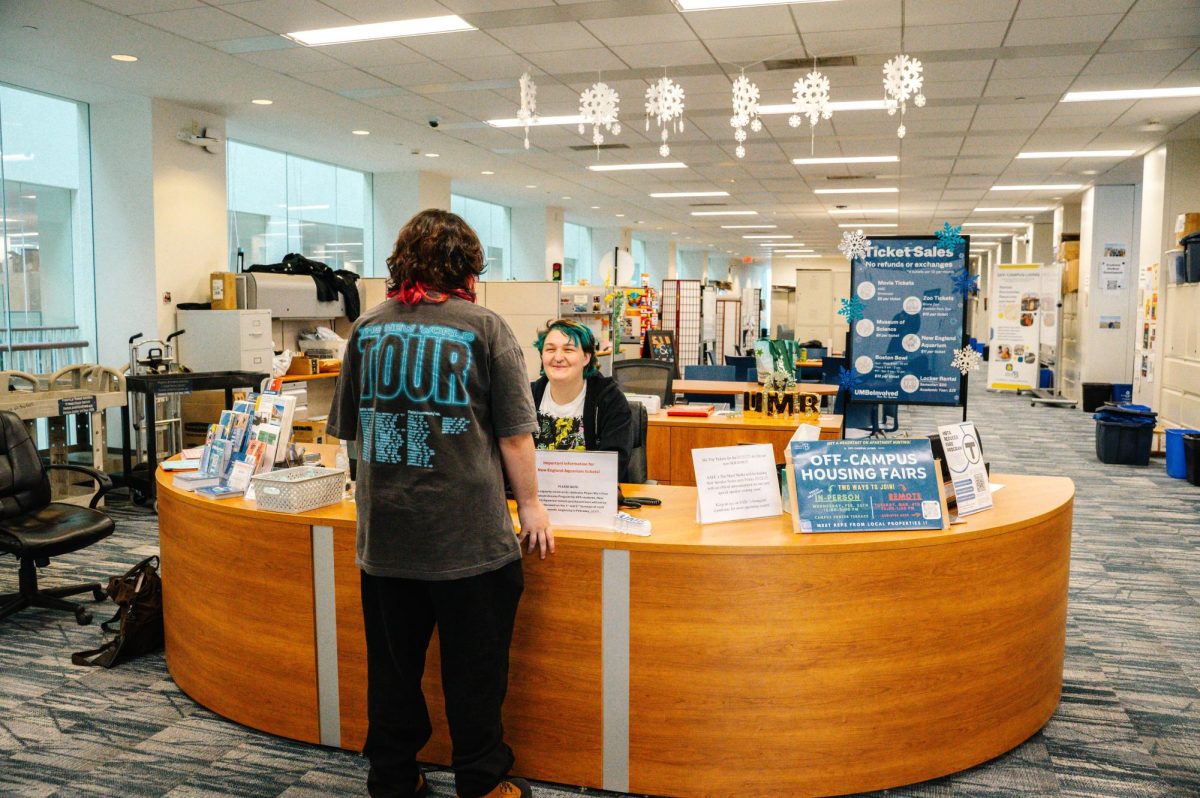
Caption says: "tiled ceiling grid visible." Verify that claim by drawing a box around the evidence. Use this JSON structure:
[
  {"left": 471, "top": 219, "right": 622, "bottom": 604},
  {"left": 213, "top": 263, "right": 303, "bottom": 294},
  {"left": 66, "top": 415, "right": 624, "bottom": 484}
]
[{"left": 14, "top": 0, "right": 1200, "bottom": 257}]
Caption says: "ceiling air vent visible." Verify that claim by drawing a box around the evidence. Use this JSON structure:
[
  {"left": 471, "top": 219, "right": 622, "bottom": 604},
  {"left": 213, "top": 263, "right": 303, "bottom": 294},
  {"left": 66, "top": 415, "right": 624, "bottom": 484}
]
[
  {"left": 689, "top": 202, "right": 728, "bottom": 208},
  {"left": 568, "top": 143, "right": 630, "bottom": 151},
  {"left": 825, "top": 174, "right": 869, "bottom": 181},
  {"left": 765, "top": 55, "right": 857, "bottom": 71}
]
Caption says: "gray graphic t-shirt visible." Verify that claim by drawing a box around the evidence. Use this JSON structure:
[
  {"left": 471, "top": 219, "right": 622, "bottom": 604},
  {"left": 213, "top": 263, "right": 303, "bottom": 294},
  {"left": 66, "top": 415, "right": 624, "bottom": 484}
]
[{"left": 327, "top": 297, "right": 537, "bottom": 580}]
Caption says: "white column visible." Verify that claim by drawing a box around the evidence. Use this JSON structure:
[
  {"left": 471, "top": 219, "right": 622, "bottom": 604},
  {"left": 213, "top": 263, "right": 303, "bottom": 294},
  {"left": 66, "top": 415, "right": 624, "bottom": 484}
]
[
  {"left": 1031, "top": 222, "right": 1054, "bottom": 264},
  {"left": 1077, "top": 184, "right": 1139, "bottom": 389},
  {"left": 372, "top": 171, "right": 451, "bottom": 272}
]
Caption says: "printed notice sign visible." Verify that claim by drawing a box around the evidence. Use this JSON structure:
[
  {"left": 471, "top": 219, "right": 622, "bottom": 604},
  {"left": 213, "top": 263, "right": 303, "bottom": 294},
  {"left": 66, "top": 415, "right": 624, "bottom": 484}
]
[
  {"left": 692, "top": 443, "right": 782, "bottom": 525},
  {"left": 786, "top": 438, "right": 945, "bottom": 533},
  {"left": 849, "top": 236, "right": 968, "bottom": 406},
  {"left": 936, "top": 422, "right": 992, "bottom": 516},
  {"left": 987, "top": 263, "right": 1043, "bottom": 391},
  {"left": 535, "top": 450, "right": 618, "bottom": 531}
]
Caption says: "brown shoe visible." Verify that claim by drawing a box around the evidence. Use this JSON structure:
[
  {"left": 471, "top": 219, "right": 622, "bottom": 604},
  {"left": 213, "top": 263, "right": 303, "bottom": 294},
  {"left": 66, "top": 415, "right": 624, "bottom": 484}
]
[{"left": 461, "top": 778, "right": 532, "bottom": 798}]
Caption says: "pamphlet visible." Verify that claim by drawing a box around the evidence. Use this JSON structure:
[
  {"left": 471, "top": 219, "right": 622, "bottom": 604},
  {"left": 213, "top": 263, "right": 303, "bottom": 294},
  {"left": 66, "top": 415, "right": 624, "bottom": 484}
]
[
  {"left": 534, "top": 450, "right": 618, "bottom": 531},
  {"left": 936, "top": 422, "right": 992, "bottom": 516},
  {"left": 195, "top": 484, "right": 246, "bottom": 500},
  {"left": 786, "top": 438, "right": 946, "bottom": 533},
  {"left": 173, "top": 472, "right": 221, "bottom": 492},
  {"left": 160, "top": 459, "right": 200, "bottom": 472},
  {"left": 692, "top": 443, "right": 782, "bottom": 525}
]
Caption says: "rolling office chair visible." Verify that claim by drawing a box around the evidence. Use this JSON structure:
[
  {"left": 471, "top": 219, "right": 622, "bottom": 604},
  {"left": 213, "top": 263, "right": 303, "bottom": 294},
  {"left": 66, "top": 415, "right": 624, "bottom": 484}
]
[
  {"left": 625, "top": 400, "right": 649, "bottom": 484},
  {"left": 682, "top": 364, "right": 736, "bottom": 406},
  {"left": 724, "top": 355, "right": 757, "bottom": 382},
  {"left": 0, "top": 411, "right": 116, "bottom": 626},
  {"left": 613, "top": 359, "right": 674, "bottom": 407}
]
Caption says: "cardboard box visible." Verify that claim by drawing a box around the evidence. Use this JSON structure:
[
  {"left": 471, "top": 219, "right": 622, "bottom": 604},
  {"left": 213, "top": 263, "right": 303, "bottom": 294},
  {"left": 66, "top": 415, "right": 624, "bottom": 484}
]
[
  {"left": 1062, "top": 258, "right": 1080, "bottom": 293},
  {"left": 287, "top": 355, "right": 319, "bottom": 376},
  {"left": 1058, "top": 240, "right": 1080, "bottom": 261},
  {"left": 210, "top": 272, "right": 238, "bottom": 310},
  {"left": 1176, "top": 212, "right": 1200, "bottom": 241},
  {"left": 291, "top": 418, "right": 327, "bottom": 445}
]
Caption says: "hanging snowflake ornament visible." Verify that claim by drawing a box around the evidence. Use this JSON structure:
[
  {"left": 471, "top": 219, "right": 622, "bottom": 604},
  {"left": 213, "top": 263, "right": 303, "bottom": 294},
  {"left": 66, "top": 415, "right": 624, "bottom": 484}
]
[
  {"left": 837, "top": 366, "right": 863, "bottom": 392},
  {"left": 837, "top": 295, "right": 866, "bottom": 323},
  {"left": 882, "top": 53, "right": 926, "bottom": 139},
  {"left": 838, "top": 228, "right": 870, "bottom": 262},
  {"left": 951, "top": 346, "right": 983, "bottom": 375},
  {"left": 516, "top": 71, "right": 538, "bottom": 150},
  {"left": 788, "top": 70, "right": 833, "bottom": 130},
  {"left": 730, "top": 71, "right": 761, "bottom": 159},
  {"left": 578, "top": 80, "right": 621, "bottom": 149},
  {"left": 952, "top": 268, "right": 980, "bottom": 296},
  {"left": 645, "top": 75, "right": 685, "bottom": 158},
  {"left": 936, "top": 221, "right": 964, "bottom": 252}
]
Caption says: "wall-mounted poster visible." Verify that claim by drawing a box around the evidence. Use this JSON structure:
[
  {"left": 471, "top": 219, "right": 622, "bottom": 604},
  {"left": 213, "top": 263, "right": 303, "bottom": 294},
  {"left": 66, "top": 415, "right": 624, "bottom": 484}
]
[
  {"left": 644, "top": 329, "right": 676, "bottom": 372},
  {"left": 849, "top": 236, "right": 968, "bottom": 407}
]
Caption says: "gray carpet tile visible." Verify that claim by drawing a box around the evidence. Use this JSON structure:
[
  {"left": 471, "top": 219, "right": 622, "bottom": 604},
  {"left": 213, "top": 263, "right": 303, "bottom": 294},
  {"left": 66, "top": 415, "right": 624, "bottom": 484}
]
[{"left": 1, "top": 381, "right": 1198, "bottom": 797}]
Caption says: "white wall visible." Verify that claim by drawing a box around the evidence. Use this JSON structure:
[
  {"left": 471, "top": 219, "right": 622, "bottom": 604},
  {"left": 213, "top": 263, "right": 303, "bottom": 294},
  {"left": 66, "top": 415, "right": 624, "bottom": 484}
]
[
  {"left": 590, "top": 226, "right": 622, "bottom": 286},
  {"left": 1156, "top": 140, "right": 1200, "bottom": 427},
  {"left": 1077, "top": 184, "right": 1139, "bottom": 389},
  {"left": 372, "top": 170, "right": 451, "bottom": 273}
]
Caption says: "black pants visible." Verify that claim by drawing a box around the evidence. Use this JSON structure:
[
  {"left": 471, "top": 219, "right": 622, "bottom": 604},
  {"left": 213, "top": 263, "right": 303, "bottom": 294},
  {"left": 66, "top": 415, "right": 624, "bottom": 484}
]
[{"left": 361, "top": 560, "right": 524, "bottom": 798}]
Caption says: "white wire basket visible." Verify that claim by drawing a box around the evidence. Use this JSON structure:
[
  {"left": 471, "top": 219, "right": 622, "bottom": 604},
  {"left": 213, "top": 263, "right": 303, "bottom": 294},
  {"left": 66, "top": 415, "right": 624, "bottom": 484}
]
[{"left": 251, "top": 466, "right": 344, "bottom": 513}]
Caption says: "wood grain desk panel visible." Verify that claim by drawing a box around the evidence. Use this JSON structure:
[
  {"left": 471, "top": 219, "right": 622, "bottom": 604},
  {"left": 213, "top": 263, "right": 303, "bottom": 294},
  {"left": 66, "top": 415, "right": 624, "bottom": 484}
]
[
  {"left": 158, "top": 496, "right": 321, "bottom": 744},
  {"left": 673, "top": 379, "right": 838, "bottom": 396},
  {"left": 647, "top": 411, "right": 843, "bottom": 485}
]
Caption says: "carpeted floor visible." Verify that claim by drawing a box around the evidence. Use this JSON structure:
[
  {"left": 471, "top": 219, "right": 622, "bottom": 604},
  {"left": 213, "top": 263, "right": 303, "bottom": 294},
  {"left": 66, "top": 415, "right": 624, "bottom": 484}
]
[{"left": 2, "top": 382, "right": 1198, "bottom": 797}]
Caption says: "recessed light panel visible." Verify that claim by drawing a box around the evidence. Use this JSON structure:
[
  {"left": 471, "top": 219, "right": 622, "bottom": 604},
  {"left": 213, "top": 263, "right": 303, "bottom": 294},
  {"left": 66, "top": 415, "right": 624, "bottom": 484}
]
[
  {"left": 285, "top": 16, "right": 475, "bottom": 46},
  {"left": 649, "top": 191, "right": 730, "bottom": 198},
  {"left": 1017, "top": 150, "right": 1134, "bottom": 159},
  {"left": 792, "top": 155, "right": 898, "bottom": 165},
  {"left": 991, "top": 184, "right": 1083, "bottom": 191},
  {"left": 588, "top": 162, "right": 687, "bottom": 172},
  {"left": 1063, "top": 87, "right": 1200, "bottom": 102}
]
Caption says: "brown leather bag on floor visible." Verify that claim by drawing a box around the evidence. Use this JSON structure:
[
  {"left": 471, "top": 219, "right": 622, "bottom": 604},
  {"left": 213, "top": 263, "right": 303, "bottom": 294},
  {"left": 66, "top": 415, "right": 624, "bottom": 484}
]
[{"left": 71, "top": 556, "right": 164, "bottom": 668}]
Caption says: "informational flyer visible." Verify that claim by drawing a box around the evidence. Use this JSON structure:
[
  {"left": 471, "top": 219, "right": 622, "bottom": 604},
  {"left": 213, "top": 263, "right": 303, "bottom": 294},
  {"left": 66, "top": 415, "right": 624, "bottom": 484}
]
[
  {"left": 987, "top": 263, "right": 1043, "bottom": 391},
  {"left": 849, "top": 236, "right": 967, "bottom": 406},
  {"left": 692, "top": 444, "right": 782, "bottom": 525},
  {"left": 786, "top": 439, "right": 945, "bottom": 533},
  {"left": 936, "top": 422, "right": 992, "bottom": 516},
  {"left": 1099, "top": 243, "right": 1129, "bottom": 291},
  {"left": 534, "top": 450, "right": 618, "bottom": 531}
]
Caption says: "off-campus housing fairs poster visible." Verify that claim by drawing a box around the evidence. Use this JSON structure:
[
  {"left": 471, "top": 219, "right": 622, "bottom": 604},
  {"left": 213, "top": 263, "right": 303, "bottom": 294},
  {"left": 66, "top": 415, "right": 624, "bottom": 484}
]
[{"left": 849, "top": 236, "right": 967, "bottom": 406}]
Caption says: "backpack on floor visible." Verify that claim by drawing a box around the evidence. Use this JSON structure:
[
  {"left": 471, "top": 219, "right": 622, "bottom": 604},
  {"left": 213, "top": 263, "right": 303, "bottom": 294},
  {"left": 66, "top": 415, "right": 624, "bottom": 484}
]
[{"left": 71, "top": 556, "right": 164, "bottom": 668}]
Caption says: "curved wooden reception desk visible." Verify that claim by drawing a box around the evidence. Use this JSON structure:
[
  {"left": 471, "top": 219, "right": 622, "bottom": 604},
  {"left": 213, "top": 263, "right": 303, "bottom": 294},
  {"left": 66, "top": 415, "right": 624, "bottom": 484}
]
[{"left": 157, "top": 468, "right": 1073, "bottom": 798}]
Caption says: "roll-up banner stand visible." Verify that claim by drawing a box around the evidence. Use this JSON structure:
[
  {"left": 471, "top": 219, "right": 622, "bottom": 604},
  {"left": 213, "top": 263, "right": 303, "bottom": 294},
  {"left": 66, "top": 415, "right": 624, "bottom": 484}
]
[
  {"left": 846, "top": 235, "right": 970, "bottom": 429},
  {"left": 986, "top": 263, "right": 1044, "bottom": 392}
]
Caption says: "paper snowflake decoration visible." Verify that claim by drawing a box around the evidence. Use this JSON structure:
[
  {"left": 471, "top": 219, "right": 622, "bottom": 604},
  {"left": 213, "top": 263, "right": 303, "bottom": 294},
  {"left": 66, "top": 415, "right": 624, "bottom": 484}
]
[
  {"left": 936, "top": 221, "right": 964, "bottom": 251},
  {"left": 951, "top": 268, "right": 979, "bottom": 296},
  {"left": 517, "top": 71, "right": 538, "bottom": 150},
  {"left": 789, "top": 70, "right": 833, "bottom": 130},
  {"left": 837, "top": 366, "right": 863, "bottom": 392},
  {"left": 579, "top": 81, "right": 621, "bottom": 147},
  {"left": 837, "top": 296, "right": 866, "bottom": 323},
  {"left": 838, "top": 228, "right": 870, "bottom": 262},
  {"left": 645, "top": 76, "right": 685, "bottom": 158},
  {"left": 730, "top": 72, "right": 761, "bottom": 159},
  {"left": 882, "top": 53, "right": 926, "bottom": 139},
  {"left": 951, "top": 346, "right": 983, "bottom": 375}
]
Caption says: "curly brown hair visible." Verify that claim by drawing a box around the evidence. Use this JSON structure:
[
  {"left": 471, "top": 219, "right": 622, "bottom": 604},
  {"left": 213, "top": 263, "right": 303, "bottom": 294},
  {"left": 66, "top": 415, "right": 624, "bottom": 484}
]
[{"left": 385, "top": 209, "right": 487, "bottom": 294}]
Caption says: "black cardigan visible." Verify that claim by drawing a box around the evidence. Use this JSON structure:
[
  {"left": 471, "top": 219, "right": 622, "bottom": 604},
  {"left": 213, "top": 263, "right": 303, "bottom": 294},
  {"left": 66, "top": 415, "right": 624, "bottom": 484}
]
[{"left": 530, "top": 374, "right": 634, "bottom": 483}]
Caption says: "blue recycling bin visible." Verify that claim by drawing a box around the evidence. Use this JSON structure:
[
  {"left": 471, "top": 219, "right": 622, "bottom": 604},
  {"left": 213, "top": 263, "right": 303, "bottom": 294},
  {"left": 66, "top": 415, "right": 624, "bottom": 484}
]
[
  {"left": 1112, "top": 383, "right": 1133, "bottom": 404},
  {"left": 1166, "top": 428, "right": 1200, "bottom": 478}
]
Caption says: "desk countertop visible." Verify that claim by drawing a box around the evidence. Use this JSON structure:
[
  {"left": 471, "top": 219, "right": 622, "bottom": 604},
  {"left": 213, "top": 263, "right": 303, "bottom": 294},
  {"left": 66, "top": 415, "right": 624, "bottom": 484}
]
[
  {"left": 673, "top": 379, "right": 838, "bottom": 396},
  {"left": 648, "top": 408, "right": 841, "bottom": 432}
]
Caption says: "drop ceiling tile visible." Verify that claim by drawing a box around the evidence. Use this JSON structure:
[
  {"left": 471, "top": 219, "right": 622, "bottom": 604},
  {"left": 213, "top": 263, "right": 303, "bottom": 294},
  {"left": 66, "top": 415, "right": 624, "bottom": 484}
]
[
  {"left": 1113, "top": 9, "right": 1200, "bottom": 39},
  {"left": 580, "top": 14, "right": 698, "bottom": 46},
  {"left": 318, "top": 0, "right": 453, "bottom": 23},
  {"left": 297, "top": 68, "right": 394, "bottom": 92},
  {"left": 366, "top": 61, "right": 468, "bottom": 85},
  {"left": 611, "top": 40, "right": 713, "bottom": 70},
  {"left": 904, "top": 22, "right": 1009, "bottom": 52},
  {"left": 1004, "top": 14, "right": 1123, "bottom": 46},
  {"left": 789, "top": 0, "right": 900, "bottom": 31},
  {"left": 984, "top": 75, "right": 1075, "bottom": 97},
  {"left": 236, "top": 46, "right": 345, "bottom": 73},
  {"left": 923, "top": 79, "right": 990, "bottom": 100},
  {"left": 88, "top": 0, "right": 202, "bottom": 13},
  {"left": 438, "top": 0, "right": 554, "bottom": 11},
  {"left": 400, "top": 30, "right": 513, "bottom": 60},
  {"left": 953, "top": 158, "right": 1013, "bottom": 174},
  {"left": 524, "top": 48, "right": 628, "bottom": 75},
  {"left": 906, "top": 0, "right": 1017, "bottom": 24},
  {"left": 802, "top": 29, "right": 900, "bottom": 56},
  {"left": 989, "top": 54, "right": 1091, "bottom": 79},
  {"left": 1083, "top": 48, "right": 1195, "bottom": 76},
  {"left": 1015, "top": 0, "right": 1135, "bottom": 15},
  {"left": 132, "top": 6, "right": 271, "bottom": 41},
  {"left": 488, "top": 21, "right": 602, "bottom": 54},
  {"left": 220, "top": 0, "right": 355, "bottom": 34},
  {"left": 682, "top": 6, "right": 797, "bottom": 40},
  {"left": 435, "top": 90, "right": 512, "bottom": 117},
  {"left": 440, "top": 54, "right": 531, "bottom": 81},
  {"left": 1160, "top": 68, "right": 1200, "bottom": 85},
  {"left": 899, "top": 138, "right": 964, "bottom": 156},
  {"left": 317, "top": 40, "right": 428, "bottom": 68},
  {"left": 705, "top": 35, "right": 804, "bottom": 65},
  {"left": 923, "top": 60, "right": 995, "bottom": 84}
]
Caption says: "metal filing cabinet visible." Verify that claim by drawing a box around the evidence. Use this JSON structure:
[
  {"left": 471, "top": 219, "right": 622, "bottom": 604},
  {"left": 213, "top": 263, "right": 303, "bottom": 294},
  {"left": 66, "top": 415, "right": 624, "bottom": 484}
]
[{"left": 176, "top": 309, "right": 274, "bottom": 373}]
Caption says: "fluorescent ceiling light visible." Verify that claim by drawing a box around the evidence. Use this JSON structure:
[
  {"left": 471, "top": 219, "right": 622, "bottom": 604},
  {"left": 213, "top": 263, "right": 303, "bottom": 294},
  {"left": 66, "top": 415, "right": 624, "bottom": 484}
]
[
  {"left": 721, "top": 224, "right": 776, "bottom": 229},
  {"left": 990, "top": 184, "right": 1083, "bottom": 191},
  {"left": 759, "top": 242, "right": 805, "bottom": 247},
  {"left": 1062, "top": 86, "right": 1200, "bottom": 102},
  {"left": 284, "top": 15, "right": 474, "bottom": 46},
  {"left": 353, "top": 130, "right": 370, "bottom": 136},
  {"left": 251, "top": 99, "right": 274, "bottom": 105},
  {"left": 743, "top": 234, "right": 793, "bottom": 239},
  {"left": 814, "top": 187, "right": 898, "bottom": 194},
  {"left": 963, "top": 222, "right": 1028, "bottom": 227},
  {"left": 649, "top": 191, "right": 730, "bottom": 198},
  {"left": 487, "top": 114, "right": 585, "bottom": 128},
  {"left": 588, "top": 162, "right": 687, "bottom": 172},
  {"left": 111, "top": 54, "right": 138, "bottom": 62},
  {"left": 761, "top": 99, "right": 888, "bottom": 114},
  {"left": 828, "top": 208, "right": 898, "bottom": 215},
  {"left": 1017, "top": 150, "right": 1134, "bottom": 159},
  {"left": 691, "top": 210, "right": 757, "bottom": 216},
  {"left": 839, "top": 223, "right": 896, "bottom": 228},
  {"left": 792, "top": 155, "right": 898, "bottom": 165},
  {"left": 785, "top": 254, "right": 823, "bottom": 258},
  {"left": 1, "top": 154, "right": 34, "bottom": 162},
  {"left": 974, "top": 207, "right": 1052, "bottom": 212}
]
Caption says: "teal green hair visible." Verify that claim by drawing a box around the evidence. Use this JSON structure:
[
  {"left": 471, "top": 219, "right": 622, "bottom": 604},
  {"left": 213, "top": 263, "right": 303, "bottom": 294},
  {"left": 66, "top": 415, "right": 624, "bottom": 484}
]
[{"left": 534, "top": 319, "right": 600, "bottom": 378}]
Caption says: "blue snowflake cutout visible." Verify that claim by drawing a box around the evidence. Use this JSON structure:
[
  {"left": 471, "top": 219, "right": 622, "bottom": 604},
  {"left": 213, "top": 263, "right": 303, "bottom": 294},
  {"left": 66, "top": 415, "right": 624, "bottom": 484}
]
[
  {"left": 837, "top": 366, "right": 862, "bottom": 392},
  {"left": 952, "top": 268, "right": 979, "bottom": 296},
  {"left": 936, "top": 221, "right": 964, "bottom": 252},
  {"left": 837, "top": 295, "right": 865, "bottom": 323}
]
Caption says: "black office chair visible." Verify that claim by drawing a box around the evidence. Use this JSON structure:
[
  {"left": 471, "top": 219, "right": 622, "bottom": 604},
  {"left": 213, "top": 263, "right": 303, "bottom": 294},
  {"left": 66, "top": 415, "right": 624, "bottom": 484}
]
[
  {"left": 613, "top": 359, "right": 674, "bottom": 406},
  {"left": 625, "top": 400, "right": 649, "bottom": 485},
  {"left": 0, "top": 411, "right": 116, "bottom": 625},
  {"left": 724, "top": 355, "right": 757, "bottom": 382}
]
